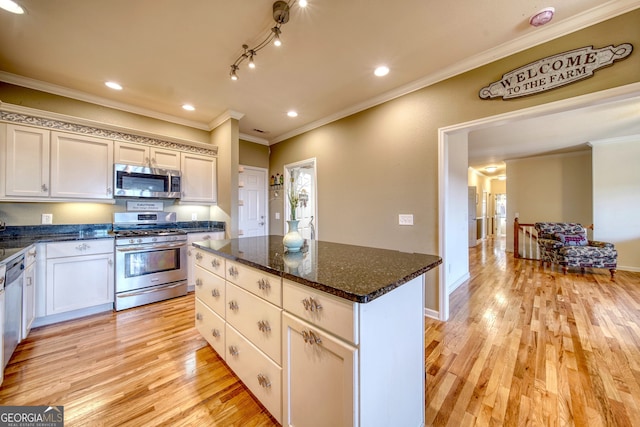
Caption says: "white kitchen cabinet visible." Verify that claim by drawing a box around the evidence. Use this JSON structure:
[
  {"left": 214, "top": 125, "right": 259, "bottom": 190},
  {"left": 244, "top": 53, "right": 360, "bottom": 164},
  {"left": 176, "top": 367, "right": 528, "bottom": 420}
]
[
  {"left": 283, "top": 312, "right": 357, "bottom": 427},
  {"left": 114, "top": 141, "right": 181, "bottom": 170},
  {"left": 4, "top": 124, "right": 50, "bottom": 197},
  {"left": 45, "top": 240, "right": 114, "bottom": 315},
  {"left": 187, "top": 232, "right": 224, "bottom": 291},
  {"left": 282, "top": 276, "right": 425, "bottom": 427},
  {"left": 180, "top": 152, "right": 217, "bottom": 203},
  {"left": 0, "top": 263, "right": 5, "bottom": 386},
  {"left": 22, "top": 245, "right": 37, "bottom": 339},
  {"left": 50, "top": 131, "right": 114, "bottom": 199}
]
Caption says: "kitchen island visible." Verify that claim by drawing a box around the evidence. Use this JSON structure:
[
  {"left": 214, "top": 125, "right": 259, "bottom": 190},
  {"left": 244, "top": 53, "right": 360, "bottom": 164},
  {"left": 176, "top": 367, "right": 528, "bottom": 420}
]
[{"left": 192, "top": 236, "right": 442, "bottom": 427}]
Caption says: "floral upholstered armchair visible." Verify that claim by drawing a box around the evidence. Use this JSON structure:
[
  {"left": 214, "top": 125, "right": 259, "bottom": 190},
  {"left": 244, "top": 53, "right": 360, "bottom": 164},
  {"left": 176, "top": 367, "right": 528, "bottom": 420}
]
[{"left": 534, "top": 222, "right": 617, "bottom": 278}]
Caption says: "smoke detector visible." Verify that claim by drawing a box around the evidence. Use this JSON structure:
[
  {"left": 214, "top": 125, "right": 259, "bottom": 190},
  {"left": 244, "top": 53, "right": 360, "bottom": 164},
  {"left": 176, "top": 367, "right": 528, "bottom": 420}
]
[{"left": 529, "top": 7, "right": 555, "bottom": 27}]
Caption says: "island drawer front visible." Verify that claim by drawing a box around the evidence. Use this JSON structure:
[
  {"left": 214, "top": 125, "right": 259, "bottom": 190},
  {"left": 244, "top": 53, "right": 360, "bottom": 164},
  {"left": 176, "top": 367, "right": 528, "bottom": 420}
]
[
  {"left": 46, "top": 239, "right": 114, "bottom": 258},
  {"left": 226, "top": 282, "right": 282, "bottom": 364},
  {"left": 194, "top": 265, "right": 226, "bottom": 318},
  {"left": 225, "top": 260, "right": 282, "bottom": 307},
  {"left": 194, "top": 249, "right": 225, "bottom": 278},
  {"left": 283, "top": 279, "right": 358, "bottom": 344},
  {"left": 226, "top": 324, "right": 282, "bottom": 423},
  {"left": 195, "top": 298, "right": 226, "bottom": 358}
]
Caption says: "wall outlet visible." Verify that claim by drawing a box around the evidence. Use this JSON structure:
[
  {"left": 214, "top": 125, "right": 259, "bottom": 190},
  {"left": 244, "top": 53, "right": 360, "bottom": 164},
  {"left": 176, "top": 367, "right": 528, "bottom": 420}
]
[
  {"left": 42, "top": 213, "right": 53, "bottom": 224},
  {"left": 275, "top": 212, "right": 280, "bottom": 220},
  {"left": 191, "top": 213, "right": 198, "bottom": 221},
  {"left": 399, "top": 214, "right": 414, "bottom": 226}
]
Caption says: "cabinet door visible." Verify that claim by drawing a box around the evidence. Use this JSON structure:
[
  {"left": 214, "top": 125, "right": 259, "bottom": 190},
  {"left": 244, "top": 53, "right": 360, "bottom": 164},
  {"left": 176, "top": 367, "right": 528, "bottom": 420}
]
[
  {"left": 5, "top": 124, "right": 50, "bottom": 197},
  {"left": 46, "top": 253, "right": 114, "bottom": 315},
  {"left": 114, "top": 141, "right": 150, "bottom": 166},
  {"left": 181, "top": 153, "right": 217, "bottom": 203},
  {"left": 150, "top": 147, "right": 181, "bottom": 170},
  {"left": 50, "top": 132, "right": 114, "bottom": 199},
  {"left": 282, "top": 312, "right": 357, "bottom": 427}
]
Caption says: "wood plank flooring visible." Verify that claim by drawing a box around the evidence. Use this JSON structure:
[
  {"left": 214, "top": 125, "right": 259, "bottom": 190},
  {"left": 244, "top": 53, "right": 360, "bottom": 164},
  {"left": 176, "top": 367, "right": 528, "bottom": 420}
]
[
  {"left": 425, "top": 237, "right": 640, "bottom": 426},
  {"left": 1, "top": 237, "right": 639, "bottom": 426}
]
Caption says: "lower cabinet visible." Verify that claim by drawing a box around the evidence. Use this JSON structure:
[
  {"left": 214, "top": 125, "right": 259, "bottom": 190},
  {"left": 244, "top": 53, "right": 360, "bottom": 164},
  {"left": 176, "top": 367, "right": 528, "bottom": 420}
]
[
  {"left": 282, "top": 312, "right": 357, "bottom": 427},
  {"left": 22, "top": 245, "right": 37, "bottom": 339},
  {"left": 44, "top": 240, "right": 114, "bottom": 315}
]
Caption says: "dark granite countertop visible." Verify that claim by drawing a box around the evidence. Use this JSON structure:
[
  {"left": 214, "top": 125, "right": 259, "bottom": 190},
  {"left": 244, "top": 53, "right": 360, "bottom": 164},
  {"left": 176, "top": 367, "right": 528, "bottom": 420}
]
[{"left": 192, "top": 236, "right": 442, "bottom": 303}]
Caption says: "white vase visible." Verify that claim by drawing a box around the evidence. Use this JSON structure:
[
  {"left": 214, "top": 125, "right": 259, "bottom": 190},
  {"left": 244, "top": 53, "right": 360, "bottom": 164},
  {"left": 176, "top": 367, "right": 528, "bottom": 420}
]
[{"left": 283, "top": 219, "right": 304, "bottom": 252}]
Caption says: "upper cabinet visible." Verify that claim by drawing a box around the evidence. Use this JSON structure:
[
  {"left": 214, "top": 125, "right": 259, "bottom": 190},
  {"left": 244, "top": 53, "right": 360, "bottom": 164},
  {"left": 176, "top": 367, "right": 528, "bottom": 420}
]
[
  {"left": 181, "top": 152, "right": 217, "bottom": 204},
  {"left": 50, "top": 132, "right": 113, "bottom": 199},
  {"left": 114, "top": 142, "right": 181, "bottom": 170},
  {"left": 3, "top": 124, "right": 113, "bottom": 201},
  {"left": 4, "top": 124, "right": 51, "bottom": 197}
]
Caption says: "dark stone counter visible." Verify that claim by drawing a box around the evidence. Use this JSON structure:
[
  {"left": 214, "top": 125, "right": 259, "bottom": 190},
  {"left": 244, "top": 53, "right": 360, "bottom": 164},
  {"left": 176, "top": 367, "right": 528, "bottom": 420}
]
[{"left": 192, "top": 236, "right": 442, "bottom": 303}]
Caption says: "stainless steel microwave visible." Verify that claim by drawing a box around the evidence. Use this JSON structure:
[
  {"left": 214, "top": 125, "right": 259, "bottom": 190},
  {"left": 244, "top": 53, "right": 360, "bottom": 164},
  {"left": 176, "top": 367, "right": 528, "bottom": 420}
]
[{"left": 114, "top": 164, "right": 182, "bottom": 199}]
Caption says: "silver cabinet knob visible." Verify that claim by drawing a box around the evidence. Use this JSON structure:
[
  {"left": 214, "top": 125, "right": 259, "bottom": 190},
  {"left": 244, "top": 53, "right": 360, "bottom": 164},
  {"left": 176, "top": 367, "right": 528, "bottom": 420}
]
[
  {"left": 195, "top": 278, "right": 203, "bottom": 287},
  {"left": 257, "top": 278, "right": 271, "bottom": 291},
  {"left": 211, "top": 329, "right": 220, "bottom": 338},
  {"left": 228, "top": 301, "right": 239, "bottom": 311},
  {"left": 228, "top": 266, "right": 239, "bottom": 277},
  {"left": 211, "top": 288, "right": 220, "bottom": 298},
  {"left": 196, "top": 313, "right": 203, "bottom": 321},
  {"left": 257, "top": 373, "right": 271, "bottom": 388},
  {"left": 195, "top": 252, "right": 203, "bottom": 261},
  {"left": 228, "top": 345, "right": 239, "bottom": 356},
  {"left": 301, "top": 329, "right": 322, "bottom": 345},
  {"left": 211, "top": 258, "right": 220, "bottom": 268},
  {"left": 257, "top": 320, "right": 271, "bottom": 333}
]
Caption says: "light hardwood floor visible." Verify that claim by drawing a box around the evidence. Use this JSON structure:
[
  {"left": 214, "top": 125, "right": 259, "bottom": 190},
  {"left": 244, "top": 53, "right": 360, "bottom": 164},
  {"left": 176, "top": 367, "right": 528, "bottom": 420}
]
[{"left": 1, "top": 238, "right": 639, "bottom": 426}]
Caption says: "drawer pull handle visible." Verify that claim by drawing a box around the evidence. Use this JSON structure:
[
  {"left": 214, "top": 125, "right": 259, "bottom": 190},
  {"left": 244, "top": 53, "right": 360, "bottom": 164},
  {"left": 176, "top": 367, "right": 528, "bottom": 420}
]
[
  {"left": 211, "top": 329, "right": 220, "bottom": 338},
  {"left": 196, "top": 313, "right": 203, "bottom": 321},
  {"left": 195, "top": 252, "right": 203, "bottom": 261},
  {"left": 228, "top": 266, "right": 239, "bottom": 277},
  {"left": 301, "top": 330, "right": 322, "bottom": 345},
  {"left": 257, "top": 278, "right": 271, "bottom": 291},
  {"left": 75, "top": 243, "right": 90, "bottom": 251},
  {"left": 257, "top": 320, "right": 271, "bottom": 333},
  {"left": 211, "top": 288, "right": 220, "bottom": 298},
  {"left": 302, "top": 297, "right": 322, "bottom": 312},
  {"left": 229, "top": 345, "right": 239, "bottom": 356},
  {"left": 257, "top": 373, "right": 271, "bottom": 388},
  {"left": 195, "top": 278, "right": 203, "bottom": 287},
  {"left": 229, "top": 301, "right": 239, "bottom": 311},
  {"left": 211, "top": 258, "right": 220, "bottom": 268}
]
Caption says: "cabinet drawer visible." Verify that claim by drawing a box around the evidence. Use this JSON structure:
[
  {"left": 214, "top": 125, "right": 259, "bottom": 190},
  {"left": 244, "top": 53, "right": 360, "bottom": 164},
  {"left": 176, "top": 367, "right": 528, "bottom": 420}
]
[
  {"left": 195, "top": 298, "right": 226, "bottom": 358},
  {"left": 226, "top": 260, "right": 282, "bottom": 307},
  {"left": 226, "top": 282, "right": 282, "bottom": 364},
  {"left": 194, "top": 265, "right": 225, "bottom": 317},
  {"left": 226, "top": 324, "right": 282, "bottom": 423},
  {"left": 46, "top": 239, "right": 114, "bottom": 258},
  {"left": 283, "top": 279, "right": 358, "bottom": 344},
  {"left": 193, "top": 249, "right": 225, "bottom": 277}
]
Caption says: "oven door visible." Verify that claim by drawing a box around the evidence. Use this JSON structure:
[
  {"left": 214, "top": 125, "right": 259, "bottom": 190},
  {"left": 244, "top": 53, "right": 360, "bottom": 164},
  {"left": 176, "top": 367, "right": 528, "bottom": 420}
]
[{"left": 115, "top": 241, "right": 187, "bottom": 293}]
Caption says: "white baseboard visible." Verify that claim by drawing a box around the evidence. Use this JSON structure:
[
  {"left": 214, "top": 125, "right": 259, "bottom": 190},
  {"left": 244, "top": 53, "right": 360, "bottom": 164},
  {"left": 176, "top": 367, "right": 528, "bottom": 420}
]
[
  {"left": 424, "top": 308, "right": 440, "bottom": 320},
  {"left": 619, "top": 265, "right": 640, "bottom": 273},
  {"left": 448, "top": 272, "right": 470, "bottom": 294}
]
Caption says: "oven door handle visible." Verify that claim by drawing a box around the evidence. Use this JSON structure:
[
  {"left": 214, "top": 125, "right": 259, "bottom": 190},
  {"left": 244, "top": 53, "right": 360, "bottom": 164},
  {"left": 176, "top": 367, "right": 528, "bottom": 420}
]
[
  {"left": 116, "top": 282, "right": 186, "bottom": 298},
  {"left": 115, "top": 242, "right": 186, "bottom": 252}
]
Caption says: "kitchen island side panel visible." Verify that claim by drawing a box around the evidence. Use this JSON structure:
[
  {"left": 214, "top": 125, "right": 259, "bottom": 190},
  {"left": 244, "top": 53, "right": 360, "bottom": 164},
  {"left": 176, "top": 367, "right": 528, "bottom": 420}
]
[{"left": 358, "top": 274, "right": 425, "bottom": 427}]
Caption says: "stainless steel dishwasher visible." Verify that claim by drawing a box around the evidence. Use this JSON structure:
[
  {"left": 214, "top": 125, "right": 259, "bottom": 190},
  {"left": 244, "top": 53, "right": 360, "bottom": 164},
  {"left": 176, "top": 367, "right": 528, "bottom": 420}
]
[{"left": 3, "top": 253, "right": 24, "bottom": 368}]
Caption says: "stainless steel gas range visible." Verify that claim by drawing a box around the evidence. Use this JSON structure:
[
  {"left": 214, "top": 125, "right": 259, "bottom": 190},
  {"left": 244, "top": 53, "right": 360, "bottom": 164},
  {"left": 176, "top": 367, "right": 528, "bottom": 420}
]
[{"left": 113, "top": 212, "right": 187, "bottom": 311}]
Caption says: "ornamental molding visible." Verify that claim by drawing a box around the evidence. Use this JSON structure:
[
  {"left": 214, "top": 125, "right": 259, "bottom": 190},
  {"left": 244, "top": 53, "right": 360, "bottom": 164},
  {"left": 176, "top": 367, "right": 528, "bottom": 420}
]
[
  {"left": 0, "top": 107, "right": 218, "bottom": 156},
  {"left": 479, "top": 43, "right": 633, "bottom": 100}
]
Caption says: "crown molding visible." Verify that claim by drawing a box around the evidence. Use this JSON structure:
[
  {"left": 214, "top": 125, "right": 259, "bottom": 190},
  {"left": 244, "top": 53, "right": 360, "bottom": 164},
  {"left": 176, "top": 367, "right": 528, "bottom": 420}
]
[
  {"left": 269, "top": 1, "right": 640, "bottom": 144},
  {"left": 588, "top": 134, "right": 640, "bottom": 146},
  {"left": 0, "top": 71, "right": 211, "bottom": 131},
  {"left": 208, "top": 110, "right": 245, "bottom": 130},
  {"left": 239, "top": 133, "right": 270, "bottom": 145}
]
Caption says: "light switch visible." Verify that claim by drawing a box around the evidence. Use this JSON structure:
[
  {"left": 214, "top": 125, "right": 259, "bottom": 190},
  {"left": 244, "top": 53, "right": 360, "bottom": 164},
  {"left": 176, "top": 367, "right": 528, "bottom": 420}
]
[
  {"left": 42, "top": 213, "right": 53, "bottom": 224},
  {"left": 399, "top": 214, "right": 414, "bottom": 226}
]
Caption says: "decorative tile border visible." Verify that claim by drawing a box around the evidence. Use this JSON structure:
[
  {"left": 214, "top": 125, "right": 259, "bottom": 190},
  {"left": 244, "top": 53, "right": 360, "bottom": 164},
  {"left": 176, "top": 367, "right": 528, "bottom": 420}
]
[{"left": 0, "top": 111, "right": 218, "bottom": 156}]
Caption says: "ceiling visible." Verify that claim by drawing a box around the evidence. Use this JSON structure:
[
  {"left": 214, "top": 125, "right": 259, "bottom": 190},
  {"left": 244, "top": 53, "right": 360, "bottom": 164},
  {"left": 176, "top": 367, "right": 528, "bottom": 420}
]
[{"left": 0, "top": 1, "right": 639, "bottom": 161}]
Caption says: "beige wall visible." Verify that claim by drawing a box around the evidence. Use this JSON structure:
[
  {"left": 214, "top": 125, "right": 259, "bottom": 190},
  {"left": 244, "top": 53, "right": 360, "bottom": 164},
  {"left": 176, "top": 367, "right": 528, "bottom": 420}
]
[
  {"left": 239, "top": 139, "right": 269, "bottom": 168},
  {"left": 505, "top": 150, "right": 593, "bottom": 251},
  {"left": 269, "top": 10, "right": 640, "bottom": 254}
]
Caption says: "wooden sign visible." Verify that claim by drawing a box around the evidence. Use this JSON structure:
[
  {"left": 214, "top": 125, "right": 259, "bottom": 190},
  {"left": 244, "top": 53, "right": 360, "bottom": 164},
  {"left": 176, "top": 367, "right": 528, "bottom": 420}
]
[{"left": 479, "top": 43, "right": 633, "bottom": 99}]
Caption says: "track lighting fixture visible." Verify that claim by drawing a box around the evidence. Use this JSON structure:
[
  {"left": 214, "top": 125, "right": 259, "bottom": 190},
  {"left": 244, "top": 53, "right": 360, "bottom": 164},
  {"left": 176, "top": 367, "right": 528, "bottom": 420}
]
[{"left": 229, "top": 0, "right": 307, "bottom": 80}]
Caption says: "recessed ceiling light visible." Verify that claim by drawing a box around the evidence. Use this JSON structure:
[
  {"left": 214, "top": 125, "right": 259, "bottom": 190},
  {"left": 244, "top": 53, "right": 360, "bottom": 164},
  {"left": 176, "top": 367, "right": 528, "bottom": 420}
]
[
  {"left": 484, "top": 166, "right": 497, "bottom": 173},
  {"left": 374, "top": 66, "right": 389, "bottom": 77},
  {"left": 0, "top": 0, "right": 24, "bottom": 14},
  {"left": 298, "top": 0, "right": 308, "bottom": 7},
  {"left": 287, "top": 111, "right": 298, "bottom": 118},
  {"left": 498, "top": 175, "right": 507, "bottom": 180},
  {"left": 182, "top": 104, "right": 195, "bottom": 111},
  {"left": 105, "top": 81, "right": 122, "bottom": 90}
]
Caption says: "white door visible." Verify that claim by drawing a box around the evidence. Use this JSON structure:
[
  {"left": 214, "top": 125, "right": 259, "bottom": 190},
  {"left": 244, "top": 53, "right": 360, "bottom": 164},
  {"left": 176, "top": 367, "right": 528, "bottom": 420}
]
[
  {"left": 285, "top": 159, "right": 317, "bottom": 240},
  {"left": 239, "top": 166, "right": 267, "bottom": 237}
]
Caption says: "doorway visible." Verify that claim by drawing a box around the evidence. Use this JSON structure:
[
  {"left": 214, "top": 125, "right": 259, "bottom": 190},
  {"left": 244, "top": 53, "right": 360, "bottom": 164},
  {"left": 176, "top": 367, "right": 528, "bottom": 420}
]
[{"left": 284, "top": 158, "right": 317, "bottom": 239}]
